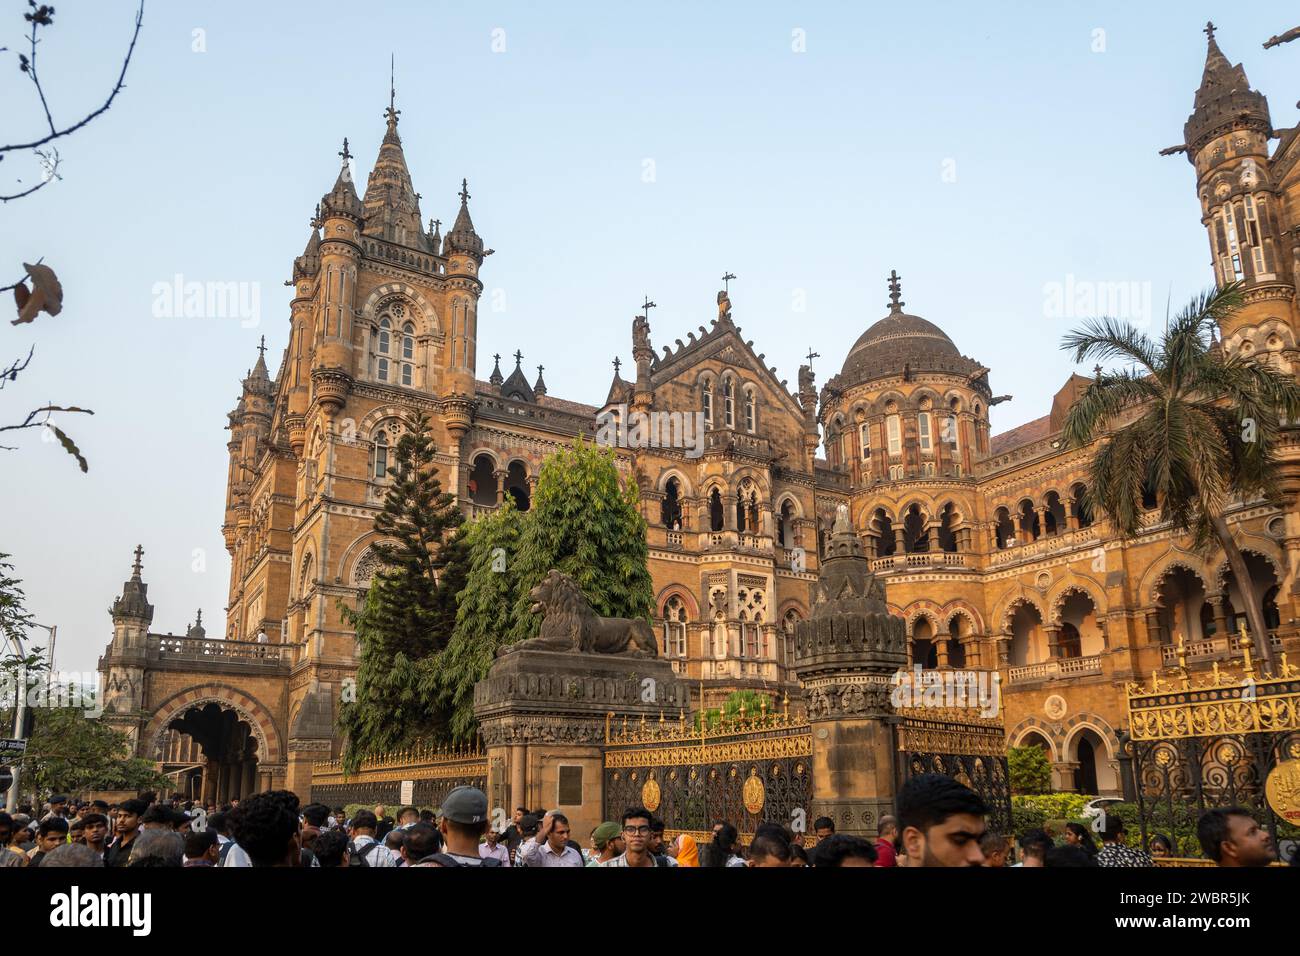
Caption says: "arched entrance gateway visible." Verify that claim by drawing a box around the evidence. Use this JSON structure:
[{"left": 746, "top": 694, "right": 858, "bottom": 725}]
[{"left": 158, "top": 702, "right": 263, "bottom": 803}]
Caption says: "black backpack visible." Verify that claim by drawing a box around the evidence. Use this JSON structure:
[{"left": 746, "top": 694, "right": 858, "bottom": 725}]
[{"left": 347, "top": 840, "right": 383, "bottom": 867}]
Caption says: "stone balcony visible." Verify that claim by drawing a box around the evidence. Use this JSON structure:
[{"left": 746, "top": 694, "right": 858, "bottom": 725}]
[
  {"left": 1007, "top": 654, "right": 1104, "bottom": 684},
  {"left": 989, "top": 525, "right": 1100, "bottom": 567},
  {"left": 1159, "top": 630, "right": 1283, "bottom": 667},
  {"left": 871, "top": 551, "right": 969, "bottom": 573},
  {"left": 147, "top": 636, "right": 290, "bottom": 673}
]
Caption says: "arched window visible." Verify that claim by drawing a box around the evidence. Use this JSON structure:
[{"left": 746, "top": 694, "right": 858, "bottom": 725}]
[
  {"left": 378, "top": 318, "right": 391, "bottom": 355},
  {"left": 723, "top": 378, "right": 734, "bottom": 428},
  {"left": 402, "top": 323, "right": 414, "bottom": 360},
  {"left": 744, "top": 388, "right": 756, "bottom": 432},
  {"left": 782, "top": 609, "right": 801, "bottom": 668},
  {"left": 662, "top": 596, "right": 687, "bottom": 658},
  {"left": 917, "top": 412, "right": 932, "bottom": 454},
  {"left": 887, "top": 414, "right": 901, "bottom": 456},
  {"left": 702, "top": 379, "right": 713, "bottom": 429},
  {"left": 661, "top": 477, "right": 682, "bottom": 529},
  {"left": 709, "top": 488, "right": 724, "bottom": 532},
  {"left": 373, "top": 431, "right": 389, "bottom": 479},
  {"left": 401, "top": 363, "right": 412, "bottom": 386},
  {"left": 777, "top": 499, "right": 795, "bottom": 546},
  {"left": 860, "top": 423, "right": 871, "bottom": 462},
  {"left": 377, "top": 357, "right": 389, "bottom": 382}
]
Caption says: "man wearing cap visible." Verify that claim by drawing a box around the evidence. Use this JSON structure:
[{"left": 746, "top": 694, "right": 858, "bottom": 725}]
[
  {"left": 519, "top": 811, "right": 584, "bottom": 867},
  {"left": 587, "top": 822, "right": 624, "bottom": 866},
  {"left": 41, "top": 795, "right": 70, "bottom": 823},
  {"left": 435, "top": 786, "right": 495, "bottom": 866}
]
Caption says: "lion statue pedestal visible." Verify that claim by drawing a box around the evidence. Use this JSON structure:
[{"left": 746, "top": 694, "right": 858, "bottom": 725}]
[{"left": 472, "top": 569, "right": 688, "bottom": 842}]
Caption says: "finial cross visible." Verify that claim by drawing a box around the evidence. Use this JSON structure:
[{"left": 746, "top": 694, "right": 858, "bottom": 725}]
[
  {"left": 805, "top": 347, "right": 820, "bottom": 367},
  {"left": 459, "top": 178, "right": 471, "bottom": 204},
  {"left": 641, "top": 295, "right": 657, "bottom": 316},
  {"left": 613, "top": 356, "right": 622, "bottom": 374},
  {"left": 721, "top": 272, "right": 736, "bottom": 292},
  {"left": 1204, "top": 21, "right": 1216, "bottom": 41},
  {"left": 513, "top": 349, "right": 523, "bottom": 368},
  {"left": 258, "top": 335, "right": 267, "bottom": 358},
  {"left": 339, "top": 137, "right": 352, "bottom": 163}
]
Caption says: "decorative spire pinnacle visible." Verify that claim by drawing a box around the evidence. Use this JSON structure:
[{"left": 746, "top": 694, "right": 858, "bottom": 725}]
[
  {"left": 489, "top": 352, "right": 503, "bottom": 386},
  {"left": 534, "top": 363, "right": 548, "bottom": 396},
  {"left": 131, "top": 544, "right": 144, "bottom": 579},
  {"left": 805, "top": 347, "right": 820, "bottom": 369},
  {"left": 195, "top": 608, "right": 202, "bottom": 626},
  {"left": 459, "top": 178, "right": 471, "bottom": 205},
  {"left": 513, "top": 349, "right": 523, "bottom": 369},
  {"left": 721, "top": 271, "right": 736, "bottom": 293},
  {"left": 612, "top": 356, "right": 622, "bottom": 375},
  {"left": 887, "top": 269, "right": 904, "bottom": 314},
  {"left": 339, "top": 137, "right": 352, "bottom": 165},
  {"left": 257, "top": 335, "right": 267, "bottom": 359},
  {"left": 384, "top": 55, "right": 400, "bottom": 133}
]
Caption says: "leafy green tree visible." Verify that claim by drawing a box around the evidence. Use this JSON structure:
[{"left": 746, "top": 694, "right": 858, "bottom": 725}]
[
  {"left": 435, "top": 498, "right": 525, "bottom": 742},
  {"left": 23, "top": 707, "right": 168, "bottom": 795},
  {"left": 1062, "top": 283, "right": 1300, "bottom": 670},
  {"left": 504, "top": 439, "right": 653, "bottom": 644},
  {"left": 1008, "top": 745, "right": 1053, "bottom": 795},
  {"left": 0, "top": 553, "right": 35, "bottom": 651},
  {"left": 338, "top": 411, "right": 463, "bottom": 770}
]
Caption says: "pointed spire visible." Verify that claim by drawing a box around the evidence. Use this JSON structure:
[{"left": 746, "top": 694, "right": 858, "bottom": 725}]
[
  {"left": 534, "top": 363, "right": 548, "bottom": 397},
  {"left": 499, "top": 350, "right": 536, "bottom": 403},
  {"left": 887, "top": 269, "right": 905, "bottom": 314},
  {"left": 446, "top": 178, "right": 484, "bottom": 259},
  {"left": 428, "top": 217, "right": 442, "bottom": 255},
  {"left": 1185, "top": 21, "right": 1271, "bottom": 152},
  {"left": 362, "top": 64, "right": 423, "bottom": 244},
  {"left": 187, "top": 608, "right": 207, "bottom": 640},
  {"left": 488, "top": 352, "right": 503, "bottom": 386},
  {"left": 605, "top": 356, "right": 632, "bottom": 406},
  {"left": 321, "top": 136, "right": 363, "bottom": 219},
  {"left": 384, "top": 54, "right": 401, "bottom": 143},
  {"left": 111, "top": 544, "right": 154, "bottom": 625}
]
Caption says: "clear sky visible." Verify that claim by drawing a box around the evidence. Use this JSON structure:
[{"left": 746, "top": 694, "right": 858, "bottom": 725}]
[{"left": 4, "top": 1, "right": 1298, "bottom": 673}]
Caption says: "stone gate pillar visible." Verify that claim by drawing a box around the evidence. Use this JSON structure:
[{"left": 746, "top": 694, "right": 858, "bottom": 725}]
[
  {"left": 793, "top": 505, "right": 907, "bottom": 836},
  {"left": 473, "top": 645, "right": 686, "bottom": 841}
]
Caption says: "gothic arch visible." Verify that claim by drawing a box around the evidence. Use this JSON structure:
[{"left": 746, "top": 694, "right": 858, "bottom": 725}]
[
  {"left": 359, "top": 282, "right": 440, "bottom": 335},
  {"left": 941, "top": 603, "right": 984, "bottom": 635},
  {"left": 296, "top": 549, "right": 316, "bottom": 601},
  {"left": 1046, "top": 577, "right": 1107, "bottom": 624},
  {"left": 1009, "top": 719, "right": 1061, "bottom": 762},
  {"left": 728, "top": 468, "right": 768, "bottom": 497},
  {"left": 143, "top": 684, "right": 283, "bottom": 766},
  {"left": 339, "top": 532, "right": 393, "bottom": 587},
  {"left": 1142, "top": 553, "right": 1209, "bottom": 606},
  {"left": 357, "top": 404, "right": 413, "bottom": 440},
  {"left": 657, "top": 468, "right": 695, "bottom": 498},
  {"left": 655, "top": 585, "right": 700, "bottom": 619},
  {"left": 1061, "top": 715, "right": 1122, "bottom": 762},
  {"left": 1209, "top": 540, "right": 1285, "bottom": 591},
  {"left": 773, "top": 492, "right": 804, "bottom": 519},
  {"left": 902, "top": 604, "right": 941, "bottom": 632},
  {"left": 992, "top": 589, "right": 1046, "bottom": 633},
  {"left": 504, "top": 456, "right": 532, "bottom": 476},
  {"left": 857, "top": 501, "right": 898, "bottom": 531},
  {"left": 466, "top": 446, "right": 502, "bottom": 470}
]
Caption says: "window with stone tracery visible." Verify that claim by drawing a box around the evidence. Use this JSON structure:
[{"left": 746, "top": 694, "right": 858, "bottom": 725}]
[{"left": 662, "top": 595, "right": 687, "bottom": 658}]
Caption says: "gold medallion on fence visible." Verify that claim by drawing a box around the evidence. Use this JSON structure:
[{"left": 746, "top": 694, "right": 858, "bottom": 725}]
[
  {"left": 1265, "top": 759, "right": 1300, "bottom": 823},
  {"left": 742, "top": 770, "right": 765, "bottom": 815},
  {"left": 641, "top": 777, "right": 661, "bottom": 813}
]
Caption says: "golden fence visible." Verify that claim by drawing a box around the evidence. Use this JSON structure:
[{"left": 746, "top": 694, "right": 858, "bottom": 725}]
[
  {"left": 1126, "top": 637, "right": 1300, "bottom": 742},
  {"left": 311, "top": 743, "right": 488, "bottom": 785}
]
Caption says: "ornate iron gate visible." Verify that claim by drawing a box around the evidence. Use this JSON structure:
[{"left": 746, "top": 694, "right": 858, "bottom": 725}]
[
  {"left": 895, "top": 707, "right": 1013, "bottom": 836},
  {"left": 1125, "top": 661, "right": 1300, "bottom": 853},
  {"left": 602, "top": 708, "right": 812, "bottom": 841}
]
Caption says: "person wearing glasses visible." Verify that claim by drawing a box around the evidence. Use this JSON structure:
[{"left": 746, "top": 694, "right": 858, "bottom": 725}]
[{"left": 598, "top": 807, "right": 661, "bottom": 867}]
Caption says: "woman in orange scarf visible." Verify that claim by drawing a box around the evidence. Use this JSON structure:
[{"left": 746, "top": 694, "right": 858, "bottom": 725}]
[{"left": 671, "top": 833, "right": 700, "bottom": 867}]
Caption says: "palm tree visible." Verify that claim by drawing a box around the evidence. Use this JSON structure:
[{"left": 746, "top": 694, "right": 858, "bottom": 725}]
[{"left": 1060, "top": 283, "right": 1300, "bottom": 672}]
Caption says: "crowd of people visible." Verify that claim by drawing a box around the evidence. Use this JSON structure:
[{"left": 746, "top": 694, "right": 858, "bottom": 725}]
[{"left": 0, "top": 773, "right": 1282, "bottom": 868}]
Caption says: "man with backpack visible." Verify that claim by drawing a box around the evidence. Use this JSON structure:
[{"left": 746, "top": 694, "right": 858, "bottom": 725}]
[
  {"left": 425, "top": 786, "right": 499, "bottom": 867},
  {"left": 347, "top": 809, "right": 399, "bottom": 867}
]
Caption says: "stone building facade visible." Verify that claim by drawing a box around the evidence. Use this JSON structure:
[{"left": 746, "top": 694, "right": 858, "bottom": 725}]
[{"left": 100, "top": 28, "right": 1300, "bottom": 799}]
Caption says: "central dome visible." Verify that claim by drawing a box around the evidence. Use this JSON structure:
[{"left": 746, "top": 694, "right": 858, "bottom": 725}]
[{"left": 838, "top": 274, "right": 982, "bottom": 387}]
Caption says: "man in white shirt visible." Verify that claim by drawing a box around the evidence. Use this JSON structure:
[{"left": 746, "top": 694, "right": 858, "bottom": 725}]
[
  {"left": 518, "top": 811, "right": 583, "bottom": 867},
  {"left": 347, "top": 809, "right": 400, "bottom": 867}
]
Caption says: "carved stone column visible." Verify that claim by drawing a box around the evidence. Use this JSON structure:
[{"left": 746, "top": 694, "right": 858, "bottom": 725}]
[{"left": 793, "top": 507, "right": 907, "bottom": 836}]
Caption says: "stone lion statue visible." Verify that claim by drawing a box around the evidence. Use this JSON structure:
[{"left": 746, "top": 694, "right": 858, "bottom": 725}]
[{"left": 497, "top": 569, "right": 658, "bottom": 657}]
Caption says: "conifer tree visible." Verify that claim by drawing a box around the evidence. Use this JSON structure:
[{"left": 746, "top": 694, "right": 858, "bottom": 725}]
[
  {"left": 338, "top": 411, "right": 462, "bottom": 769},
  {"left": 435, "top": 498, "right": 525, "bottom": 742}
]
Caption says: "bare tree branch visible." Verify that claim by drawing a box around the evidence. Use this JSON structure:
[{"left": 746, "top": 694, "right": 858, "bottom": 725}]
[{"left": 0, "top": 0, "right": 144, "bottom": 155}]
